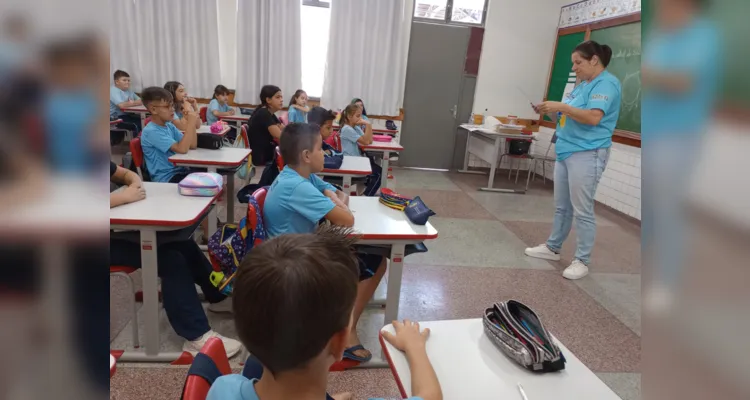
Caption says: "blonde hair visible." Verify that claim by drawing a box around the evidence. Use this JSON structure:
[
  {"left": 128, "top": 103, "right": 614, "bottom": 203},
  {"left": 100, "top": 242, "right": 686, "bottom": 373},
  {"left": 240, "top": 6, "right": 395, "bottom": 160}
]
[{"left": 338, "top": 104, "right": 359, "bottom": 127}]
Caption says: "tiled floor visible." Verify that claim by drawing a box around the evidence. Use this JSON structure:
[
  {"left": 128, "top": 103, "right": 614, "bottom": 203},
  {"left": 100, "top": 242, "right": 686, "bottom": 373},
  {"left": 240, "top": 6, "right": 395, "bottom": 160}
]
[{"left": 110, "top": 167, "right": 641, "bottom": 400}]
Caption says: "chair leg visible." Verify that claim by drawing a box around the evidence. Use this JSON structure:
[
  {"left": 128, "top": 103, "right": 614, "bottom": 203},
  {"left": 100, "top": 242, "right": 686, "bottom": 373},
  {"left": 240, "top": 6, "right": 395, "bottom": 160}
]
[
  {"left": 508, "top": 158, "right": 513, "bottom": 180},
  {"left": 526, "top": 160, "right": 534, "bottom": 191},
  {"left": 542, "top": 161, "right": 547, "bottom": 185}
]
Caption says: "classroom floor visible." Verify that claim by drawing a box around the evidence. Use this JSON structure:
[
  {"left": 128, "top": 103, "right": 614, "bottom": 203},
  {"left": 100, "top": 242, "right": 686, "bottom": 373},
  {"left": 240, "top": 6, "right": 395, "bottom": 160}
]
[{"left": 109, "top": 165, "right": 642, "bottom": 400}]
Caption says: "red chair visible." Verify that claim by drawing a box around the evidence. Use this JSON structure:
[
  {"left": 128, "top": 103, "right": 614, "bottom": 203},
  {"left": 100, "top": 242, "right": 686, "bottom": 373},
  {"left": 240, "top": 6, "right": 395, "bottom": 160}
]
[
  {"left": 239, "top": 124, "right": 250, "bottom": 149},
  {"left": 199, "top": 106, "right": 208, "bottom": 123},
  {"left": 143, "top": 117, "right": 152, "bottom": 128},
  {"left": 129, "top": 137, "right": 150, "bottom": 181},
  {"left": 110, "top": 266, "right": 140, "bottom": 348},
  {"left": 274, "top": 147, "right": 285, "bottom": 171},
  {"left": 181, "top": 338, "right": 232, "bottom": 400},
  {"left": 252, "top": 187, "right": 267, "bottom": 212}
]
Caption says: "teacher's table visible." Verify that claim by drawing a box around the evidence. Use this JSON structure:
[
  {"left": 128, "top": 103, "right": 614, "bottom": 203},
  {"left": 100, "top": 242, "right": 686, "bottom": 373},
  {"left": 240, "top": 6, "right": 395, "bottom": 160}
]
[
  {"left": 317, "top": 155, "right": 371, "bottom": 193},
  {"left": 169, "top": 147, "right": 251, "bottom": 233},
  {"left": 349, "top": 197, "right": 438, "bottom": 367},
  {"left": 381, "top": 319, "right": 621, "bottom": 400},
  {"left": 458, "top": 124, "right": 537, "bottom": 194},
  {"left": 121, "top": 104, "right": 148, "bottom": 127},
  {"left": 110, "top": 182, "right": 220, "bottom": 362},
  {"left": 362, "top": 141, "right": 404, "bottom": 190}
]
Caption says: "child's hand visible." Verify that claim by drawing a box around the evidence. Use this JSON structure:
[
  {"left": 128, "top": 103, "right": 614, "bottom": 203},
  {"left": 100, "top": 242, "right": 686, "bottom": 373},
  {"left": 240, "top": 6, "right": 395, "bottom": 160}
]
[
  {"left": 123, "top": 184, "right": 146, "bottom": 204},
  {"left": 382, "top": 319, "right": 430, "bottom": 353}
]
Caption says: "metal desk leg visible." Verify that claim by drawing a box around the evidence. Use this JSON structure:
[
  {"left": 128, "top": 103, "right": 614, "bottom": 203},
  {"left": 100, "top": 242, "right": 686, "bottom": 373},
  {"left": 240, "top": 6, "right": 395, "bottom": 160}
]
[
  {"left": 226, "top": 171, "right": 235, "bottom": 225},
  {"left": 140, "top": 229, "right": 160, "bottom": 356},
  {"left": 384, "top": 243, "right": 405, "bottom": 324},
  {"left": 458, "top": 129, "right": 485, "bottom": 175},
  {"left": 480, "top": 137, "right": 527, "bottom": 194},
  {"left": 207, "top": 167, "right": 218, "bottom": 234},
  {"left": 381, "top": 152, "right": 390, "bottom": 189},
  {"left": 343, "top": 176, "right": 352, "bottom": 194}
]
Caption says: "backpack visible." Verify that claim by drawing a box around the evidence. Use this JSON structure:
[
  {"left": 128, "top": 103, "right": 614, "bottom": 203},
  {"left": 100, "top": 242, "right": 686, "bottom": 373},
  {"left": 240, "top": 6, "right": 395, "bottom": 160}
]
[{"left": 207, "top": 196, "right": 266, "bottom": 295}]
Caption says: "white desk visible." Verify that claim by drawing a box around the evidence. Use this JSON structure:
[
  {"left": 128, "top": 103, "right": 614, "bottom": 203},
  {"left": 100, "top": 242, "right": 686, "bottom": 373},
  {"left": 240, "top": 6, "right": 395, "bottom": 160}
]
[
  {"left": 317, "top": 156, "right": 372, "bottom": 193},
  {"left": 121, "top": 105, "right": 149, "bottom": 127},
  {"left": 110, "top": 182, "right": 219, "bottom": 362},
  {"left": 458, "top": 124, "right": 536, "bottom": 194},
  {"left": 192, "top": 124, "right": 232, "bottom": 136},
  {"left": 220, "top": 114, "right": 250, "bottom": 124},
  {"left": 362, "top": 141, "right": 404, "bottom": 190},
  {"left": 333, "top": 124, "right": 398, "bottom": 135},
  {"left": 169, "top": 147, "right": 252, "bottom": 231},
  {"left": 380, "top": 319, "right": 621, "bottom": 400}
]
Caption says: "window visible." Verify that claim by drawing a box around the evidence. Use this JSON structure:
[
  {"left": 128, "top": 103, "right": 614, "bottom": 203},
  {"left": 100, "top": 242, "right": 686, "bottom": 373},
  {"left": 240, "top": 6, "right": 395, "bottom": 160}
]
[
  {"left": 414, "top": 0, "right": 487, "bottom": 26},
  {"left": 301, "top": 0, "right": 331, "bottom": 98}
]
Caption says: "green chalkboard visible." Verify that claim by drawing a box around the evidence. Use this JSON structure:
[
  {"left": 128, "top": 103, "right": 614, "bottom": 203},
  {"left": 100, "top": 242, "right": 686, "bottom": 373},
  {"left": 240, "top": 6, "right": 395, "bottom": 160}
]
[
  {"left": 706, "top": 0, "right": 750, "bottom": 107},
  {"left": 590, "top": 22, "right": 642, "bottom": 133},
  {"left": 544, "top": 32, "right": 586, "bottom": 122}
]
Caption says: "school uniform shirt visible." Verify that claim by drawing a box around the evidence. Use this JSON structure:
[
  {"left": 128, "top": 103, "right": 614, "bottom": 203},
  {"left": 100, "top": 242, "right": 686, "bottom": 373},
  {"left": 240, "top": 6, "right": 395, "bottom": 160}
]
[
  {"left": 263, "top": 167, "right": 337, "bottom": 237},
  {"left": 339, "top": 125, "right": 364, "bottom": 157},
  {"left": 140, "top": 121, "right": 188, "bottom": 182},
  {"left": 642, "top": 17, "right": 721, "bottom": 140},
  {"left": 207, "top": 99, "right": 231, "bottom": 125},
  {"left": 45, "top": 89, "right": 98, "bottom": 172},
  {"left": 109, "top": 85, "right": 140, "bottom": 119},
  {"left": 555, "top": 69, "right": 621, "bottom": 161},
  {"left": 173, "top": 110, "right": 183, "bottom": 121},
  {"left": 247, "top": 106, "right": 280, "bottom": 166},
  {"left": 287, "top": 106, "right": 307, "bottom": 123},
  {"left": 206, "top": 375, "right": 424, "bottom": 400}
]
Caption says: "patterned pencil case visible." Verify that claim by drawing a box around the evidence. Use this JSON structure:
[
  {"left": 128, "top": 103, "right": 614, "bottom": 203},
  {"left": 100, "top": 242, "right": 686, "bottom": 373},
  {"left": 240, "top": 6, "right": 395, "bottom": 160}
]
[
  {"left": 372, "top": 134, "right": 392, "bottom": 142},
  {"left": 483, "top": 300, "right": 566, "bottom": 372},
  {"left": 178, "top": 172, "right": 223, "bottom": 197}
]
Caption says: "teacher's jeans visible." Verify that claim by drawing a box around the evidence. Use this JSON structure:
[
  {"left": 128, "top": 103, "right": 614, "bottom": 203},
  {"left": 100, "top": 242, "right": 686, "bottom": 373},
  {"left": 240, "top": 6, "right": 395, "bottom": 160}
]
[{"left": 546, "top": 148, "right": 610, "bottom": 265}]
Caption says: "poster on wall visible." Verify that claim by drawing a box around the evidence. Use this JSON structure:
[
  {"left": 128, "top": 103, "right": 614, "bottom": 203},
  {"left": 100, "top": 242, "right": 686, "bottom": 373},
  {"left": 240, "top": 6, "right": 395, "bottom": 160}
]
[{"left": 559, "top": 0, "right": 641, "bottom": 28}]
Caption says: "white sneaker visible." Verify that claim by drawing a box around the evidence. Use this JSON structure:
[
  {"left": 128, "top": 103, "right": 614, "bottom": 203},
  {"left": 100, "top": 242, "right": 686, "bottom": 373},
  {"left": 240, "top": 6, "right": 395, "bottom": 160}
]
[
  {"left": 207, "top": 297, "right": 233, "bottom": 314},
  {"left": 524, "top": 244, "right": 561, "bottom": 261},
  {"left": 562, "top": 259, "right": 589, "bottom": 280},
  {"left": 183, "top": 330, "right": 242, "bottom": 358}
]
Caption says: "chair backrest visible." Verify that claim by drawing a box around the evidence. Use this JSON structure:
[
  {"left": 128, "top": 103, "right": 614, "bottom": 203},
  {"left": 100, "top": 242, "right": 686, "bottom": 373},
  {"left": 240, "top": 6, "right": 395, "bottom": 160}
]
[
  {"left": 129, "top": 137, "right": 150, "bottom": 181},
  {"left": 240, "top": 124, "right": 250, "bottom": 149},
  {"left": 199, "top": 107, "right": 208, "bottom": 123},
  {"left": 252, "top": 187, "right": 268, "bottom": 212},
  {"left": 274, "top": 146, "right": 285, "bottom": 171},
  {"left": 143, "top": 117, "right": 152, "bottom": 128},
  {"left": 279, "top": 111, "right": 288, "bottom": 125},
  {"left": 181, "top": 338, "right": 232, "bottom": 400}
]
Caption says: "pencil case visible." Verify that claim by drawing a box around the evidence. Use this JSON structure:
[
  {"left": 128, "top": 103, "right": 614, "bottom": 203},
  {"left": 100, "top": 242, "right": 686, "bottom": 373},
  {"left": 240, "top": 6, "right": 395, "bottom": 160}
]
[
  {"left": 483, "top": 300, "right": 566, "bottom": 372},
  {"left": 372, "top": 134, "right": 392, "bottom": 142},
  {"left": 209, "top": 121, "right": 225, "bottom": 134},
  {"left": 178, "top": 172, "right": 223, "bottom": 197}
]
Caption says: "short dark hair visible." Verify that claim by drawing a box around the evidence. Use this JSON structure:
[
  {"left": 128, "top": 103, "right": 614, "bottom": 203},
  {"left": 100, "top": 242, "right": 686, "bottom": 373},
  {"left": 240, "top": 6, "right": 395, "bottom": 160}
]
[
  {"left": 232, "top": 226, "right": 360, "bottom": 376},
  {"left": 308, "top": 106, "right": 336, "bottom": 127},
  {"left": 259, "top": 85, "right": 281, "bottom": 106},
  {"left": 114, "top": 70, "right": 130, "bottom": 81},
  {"left": 573, "top": 40, "right": 613, "bottom": 67},
  {"left": 279, "top": 123, "right": 321, "bottom": 166},
  {"left": 213, "top": 84, "right": 230, "bottom": 99},
  {"left": 141, "top": 86, "right": 173, "bottom": 108}
]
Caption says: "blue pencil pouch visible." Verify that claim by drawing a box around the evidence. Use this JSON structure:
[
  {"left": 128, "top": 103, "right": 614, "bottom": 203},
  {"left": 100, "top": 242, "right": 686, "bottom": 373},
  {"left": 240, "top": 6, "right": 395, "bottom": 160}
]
[{"left": 404, "top": 196, "right": 435, "bottom": 225}]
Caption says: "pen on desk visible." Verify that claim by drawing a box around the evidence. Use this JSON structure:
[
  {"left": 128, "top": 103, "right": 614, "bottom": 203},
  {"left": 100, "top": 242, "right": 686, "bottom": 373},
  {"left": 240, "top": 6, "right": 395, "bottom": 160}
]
[{"left": 517, "top": 383, "right": 529, "bottom": 400}]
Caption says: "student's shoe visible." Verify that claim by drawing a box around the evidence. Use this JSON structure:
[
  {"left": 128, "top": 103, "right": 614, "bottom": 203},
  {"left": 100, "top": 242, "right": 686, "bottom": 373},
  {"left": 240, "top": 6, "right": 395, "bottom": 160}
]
[
  {"left": 183, "top": 330, "right": 242, "bottom": 358},
  {"left": 562, "top": 259, "right": 589, "bottom": 280},
  {"left": 207, "top": 297, "right": 233, "bottom": 314},
  {"left": 524, "top": 244, "right": 561, "bottom": 261}
]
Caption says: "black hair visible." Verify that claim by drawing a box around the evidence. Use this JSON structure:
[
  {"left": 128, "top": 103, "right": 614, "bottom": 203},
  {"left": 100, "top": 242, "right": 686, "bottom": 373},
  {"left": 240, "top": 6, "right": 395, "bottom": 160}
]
[
  {"left": 114, "top": 70, "right": 130, "bottom": 81},
  {"left": 233, "top": 226, "right": 359, "bottom": 376},
  {"left": 288, "top": 89, "right": 307, "bottom": 107},
  {"left": 351, "top": 98, "right": 367, "bottom": 116},
  {"left": 338, "top": 104, "right": 359, "bottom": 128},
  {"left": 259, "top": 85, "right": 282, "bottom": 107},
  {"left": 279, "top": 123, "right": 321, "bottom": 166},
  {"left": 141, "top": 87, "right": 173, "bottom": 108},
  {"left": 573, "top": 40, "right": 613, "bottom": 67},
  {"left": 164, "top": 81, "right": 183, "bottom": 114},
  {"left": 212, "top": 84, "right": 230, "bottom": 100},
  {"left": 308, "top": 106, "right": 337, "bottom": 127}
]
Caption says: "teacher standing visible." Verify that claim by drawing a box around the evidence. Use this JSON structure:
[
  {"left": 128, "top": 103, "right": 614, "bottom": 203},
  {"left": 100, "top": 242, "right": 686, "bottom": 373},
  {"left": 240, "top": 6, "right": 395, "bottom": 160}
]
[{"left": 525, "top": 40, "right": 622, "bottom": 280}]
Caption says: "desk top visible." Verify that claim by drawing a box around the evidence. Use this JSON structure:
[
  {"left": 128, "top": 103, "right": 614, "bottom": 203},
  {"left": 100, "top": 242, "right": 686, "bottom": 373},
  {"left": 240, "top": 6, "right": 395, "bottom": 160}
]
[
  {"left": 460, "top": 124, "right": 536, "bottom": 140},
  {"left": 220, "top": 114, "right": 250, "bottom": 121},
  {"left": 109, "top": 182, "right": 219, "bottom": 227},
  {"left": 320, "top": 156, "right": 372, "bottom": 176},
  {"left": 110, "top": 119, "right": 122, "bottom": 125},
  {"left": 190, "top": 125, "right": 232, "bottom": 136},
  {"left": 380, "top": 319, "right": 620, "bottom": 400},
  {"left": 349, "top": 197, "right": 438, "bottom": 241},
  {"left": 169, "top": 147, "right": 251, "bottom": 167},
  {"left": 122, "top": 105, "right": 147, "bottom": 112},
  {"left": 362, "top": 141, "right": 404, "bottom": 151}
]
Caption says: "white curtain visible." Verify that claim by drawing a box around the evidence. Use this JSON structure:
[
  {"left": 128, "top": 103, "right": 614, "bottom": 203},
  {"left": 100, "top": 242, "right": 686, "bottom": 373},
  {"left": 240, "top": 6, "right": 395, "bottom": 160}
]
[
  {"left": 321, "top": 0, "right": 413, "bottom": 115},
  {"left": 134, "top": 0, "right": 222, "bottom": 98},
  {"left": 234, "top": 0, "right": 302, "bottom": 104},
  {"left": 110, "top": 0, "right": 143, "bottom": 91}
]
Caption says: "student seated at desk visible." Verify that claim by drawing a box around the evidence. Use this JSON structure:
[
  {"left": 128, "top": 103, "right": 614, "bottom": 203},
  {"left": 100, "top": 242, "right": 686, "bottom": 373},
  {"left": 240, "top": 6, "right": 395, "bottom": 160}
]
[
  {"left": 109, "top": 69, "right": 143, "bottom": 133},
  {"left": 207, "top": 84, "right": 237, "bottom": 141},
  {"left": 351, "top": 98, "right": 369, "bottom": 122},
  {"left": 338, "top": 104, "right": 381, "bottom": 196},
  {"left": 287, "top": 89, "right": 309, "bottom": 123},
  {"left": 164, "top": 81, "right": 202, "bottom": 131},
  {"left": 206, "top": 228, "right": 442, "bottom": 400},
  {"left": 308, "top": 106, "right": 341, "bottom": 160},
  {"left": 109, "top": 161, "right": 240, "bottom": 358},
  {"left": 139, "top": 86, "right": 199, "bottom": 183},
  {"left": 263, "top": 123, "right": 387, "bottom": 362},
  {"left": 247, "top": 85, "right": 284, "bottom": 166}
]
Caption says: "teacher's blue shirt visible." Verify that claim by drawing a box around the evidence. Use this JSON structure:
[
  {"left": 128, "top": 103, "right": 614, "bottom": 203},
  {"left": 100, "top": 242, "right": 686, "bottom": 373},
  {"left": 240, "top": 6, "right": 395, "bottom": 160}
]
[
  {"left": 555, "top": 70, "right": 621, "bottom": 161},
  {"left": 642, "top": 17, "right": 722, "bottom": 140}
]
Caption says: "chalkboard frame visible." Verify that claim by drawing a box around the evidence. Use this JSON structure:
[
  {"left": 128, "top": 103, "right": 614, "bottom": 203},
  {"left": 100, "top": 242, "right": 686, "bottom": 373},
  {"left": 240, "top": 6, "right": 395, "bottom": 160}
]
[{"left": 541, "top": 13, "right": 642, "bottom": 148}]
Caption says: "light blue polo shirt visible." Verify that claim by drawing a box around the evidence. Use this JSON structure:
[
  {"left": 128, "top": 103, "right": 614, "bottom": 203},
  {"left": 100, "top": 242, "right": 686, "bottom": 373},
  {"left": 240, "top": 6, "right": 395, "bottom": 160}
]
[
  {"left": 555, "top": 70, "right": 621, "bottom": 161},
  {"left": 207, "top": 375, "right": 424, "bottom": 400},
  {"left": 263, "top": 167, "right": 337, "bottom": 237},
  {"left": 140, "top": 121, "right": 188, "bottom": 182},
  {"left": 207, "top": 99, "right": 231, "bottom": 124},
  {"left": 642, "top": 17, "right": 721, "bottom": 140},
  {"left": 287, "top": 106, "right": 307, "bottom": 123},
  {"left": 109, "top": 85, "right": 140, "bottom": 118},
  {"left": 339, "top": 125, "right": 364, "bottom": 156},
  {"left": 45, "top": 90, "right": 97, "bottom": 172},
  {"left": 173, "top": 110, "right": 183, "bottom": 121}
]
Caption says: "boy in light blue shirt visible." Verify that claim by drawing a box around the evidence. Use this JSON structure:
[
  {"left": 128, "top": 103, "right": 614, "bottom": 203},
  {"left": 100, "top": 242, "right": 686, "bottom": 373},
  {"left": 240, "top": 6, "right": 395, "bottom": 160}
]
[
  {"left": 110, "top": 69, "right": 143, "bottom": 133},
  {"left": 139, "top": 87, "right": 198, "bottom": 183},
  {"left": 206, "top": 227, "right": 442, "bottom": 400}
]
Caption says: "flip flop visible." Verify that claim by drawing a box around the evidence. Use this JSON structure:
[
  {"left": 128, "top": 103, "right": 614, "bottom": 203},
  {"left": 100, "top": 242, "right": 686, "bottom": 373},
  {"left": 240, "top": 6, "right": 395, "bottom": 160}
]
[{"left": 342, "top": 344, "right": 372, "bottom": 362}]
